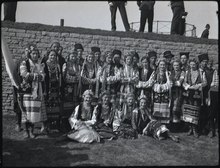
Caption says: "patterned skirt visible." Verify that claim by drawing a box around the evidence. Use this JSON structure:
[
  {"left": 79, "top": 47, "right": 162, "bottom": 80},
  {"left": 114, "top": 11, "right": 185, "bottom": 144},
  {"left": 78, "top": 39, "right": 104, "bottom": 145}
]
[
  {"left": 182, "top": 90, "right": 201, "bottom": 125},
  {"left": 22, "top": 94, "right": 47, "bottom": 123},
  {"left": 93, "top": 123, "right": 116, "bottom": 139},
  {"left": 116, "top": 122, "right": 138, "bottom": 139}
]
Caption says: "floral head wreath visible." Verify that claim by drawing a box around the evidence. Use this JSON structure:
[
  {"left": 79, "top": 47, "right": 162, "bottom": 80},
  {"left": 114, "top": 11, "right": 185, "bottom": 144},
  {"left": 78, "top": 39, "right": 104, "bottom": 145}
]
[
  {"left": 126, "top": 92, "right": 135, "bottom": 100},
  {"left": 138, "top": 91, "right": 147, "bottom": 101},
  {"left": 82, "top": 89, "right": 94, "bottom": 98},
  {"left": 100, "top": 90, "right": 111, "bottom": 98}
]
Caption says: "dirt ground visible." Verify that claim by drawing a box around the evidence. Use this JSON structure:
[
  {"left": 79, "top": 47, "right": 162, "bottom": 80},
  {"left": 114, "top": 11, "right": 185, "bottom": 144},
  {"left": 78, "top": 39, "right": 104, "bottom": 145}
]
[{"left": 2, "top": 114, "right": 219, "bottom": 166}]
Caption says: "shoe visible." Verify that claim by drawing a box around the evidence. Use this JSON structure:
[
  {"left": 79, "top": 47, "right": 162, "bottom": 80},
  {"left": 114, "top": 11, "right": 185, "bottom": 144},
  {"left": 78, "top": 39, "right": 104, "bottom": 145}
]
[
  {"left": 111, "top": 28, "right": 116, "bottom": 31},
  {"left": 29, "top": 131, "right": 36, "bottom": 139},
  {"left": 23, "top": 130, "right": 30, "bottom": 139},
  {"left": 208, "top": 131, "right": 215, "bottom": 138},
  {"left": 193, "top": 127, "right": 199, "bottom": 138},
  {"left": 15, "top": 124, "right": 21, "bottom": 132},
  {"left": 170, "top": 135, "right": 180, "bottom": 143}
]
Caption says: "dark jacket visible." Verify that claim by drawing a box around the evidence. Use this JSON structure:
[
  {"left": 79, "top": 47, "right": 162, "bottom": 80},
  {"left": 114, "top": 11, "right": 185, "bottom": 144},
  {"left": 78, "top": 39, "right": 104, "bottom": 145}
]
[
  {"left": 137, "top": 1, "right": 155, "bottom": 10},
  {"left": 170, "top": 0, "right": 184, "bottom": 9}
]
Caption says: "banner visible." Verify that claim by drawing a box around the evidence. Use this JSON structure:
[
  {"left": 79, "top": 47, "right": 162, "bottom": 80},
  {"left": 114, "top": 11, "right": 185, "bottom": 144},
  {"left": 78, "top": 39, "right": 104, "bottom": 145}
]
[{"left": 1, "top": 36, "right": 20, "bottom": 89}]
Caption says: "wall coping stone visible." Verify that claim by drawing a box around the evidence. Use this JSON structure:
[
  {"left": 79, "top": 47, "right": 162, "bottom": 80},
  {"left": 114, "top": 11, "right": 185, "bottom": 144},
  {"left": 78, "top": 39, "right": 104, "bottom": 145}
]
[{"left": 1, "top": 21, "right": 218, "bottom": 45}]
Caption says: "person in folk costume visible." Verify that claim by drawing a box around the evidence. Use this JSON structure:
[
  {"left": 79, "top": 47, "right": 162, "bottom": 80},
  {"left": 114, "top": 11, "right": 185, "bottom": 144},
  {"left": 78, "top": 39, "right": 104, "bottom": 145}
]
[
  {"left": 91, "top": 47, "right": 103, "bottom": 99},
  {"left": 99, "top": 51, "right": 121, "bottom": 106},
  {"left": 19, "top": 48, "right": 47, "bottom": 138},
  {"left": 14, "top": 44, "right": 36, "bottom": 132},
  {"left": 133, "top": 93, "right": 179, "bottom": 142},
  {"left": 119, "top": 52, "right": 139, "bottom": 109},
  {"left": 163, "top": 50, "right": 174, "bottom": 72},
  {"left": 44, "top": 49, "right": 62, "bottom": 131},
  {"left": 62, "top": 51, "right": 81, "bottom": 131},
  {"left": 131, "top": 50, "right": 140, "bottom": 71},
  {"left": 80, "top": 52, "right": 99, "bottom": 100},
  {"left": 67, "top": 90, "right": 100, "bottom": 143},
  {"left": 112, "top": 49, "right": 123, "bottom": 105},
  {"left": 182, "top": 58, "right": 207, "bottom": 138},
  {"left": 207, "top": 63, "right": 219, "bottom": 138},
  {"left": 74, "top": 43, "right": 84, "bottom": 66},
  {"left": 113, "top": 93, "right": 138, "bottom": 139},
  {"left": 197, "top": 53, "right": 214, "bottom": 135},
  {"left": 132, "top": 92, "right": 153, "bottom": 135},
  {"left": 136, "top": 56, "right": 155, "bottom": 111},
  {"left": 180, "top": 52, "right": 190, "bottom": 72},
  {"left": 151, "top": 58, "right": 172, "bottom": 124},
  {"left": 148, "top": 50, "right": 157, "bottom": 71},
  {"left": 169, "top": 59, "right": 185, "bottom": 131},
  {"left": 92, "top": 91, "right": 117, "bottom": 140}
]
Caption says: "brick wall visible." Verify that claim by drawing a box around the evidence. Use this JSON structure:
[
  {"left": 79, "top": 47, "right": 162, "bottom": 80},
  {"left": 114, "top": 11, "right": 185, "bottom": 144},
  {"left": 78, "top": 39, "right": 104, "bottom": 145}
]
[{"left": 1, "top": 21, "right": 218, "bottom": 115}]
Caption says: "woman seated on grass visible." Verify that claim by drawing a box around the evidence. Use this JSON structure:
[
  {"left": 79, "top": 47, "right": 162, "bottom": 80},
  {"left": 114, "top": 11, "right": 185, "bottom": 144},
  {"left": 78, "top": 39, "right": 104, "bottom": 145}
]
[
  {"left": 113, "top": 93, "right": 138, "bottom": 139},
  {"left": 67, "top": 90, "right": 100, "bottom": 143},
  {"left": 92, "top": 91, "right": 117, "bottom": 140}
]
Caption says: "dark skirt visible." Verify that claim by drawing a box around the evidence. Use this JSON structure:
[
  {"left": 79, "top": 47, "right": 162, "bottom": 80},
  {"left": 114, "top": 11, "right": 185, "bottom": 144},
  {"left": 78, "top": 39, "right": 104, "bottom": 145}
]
[
  {"left": 93, "top": 123, "right": 116, "bottom": 139},
  {"left": 115, "top": 121, "right": 138, "bottom": 139}
]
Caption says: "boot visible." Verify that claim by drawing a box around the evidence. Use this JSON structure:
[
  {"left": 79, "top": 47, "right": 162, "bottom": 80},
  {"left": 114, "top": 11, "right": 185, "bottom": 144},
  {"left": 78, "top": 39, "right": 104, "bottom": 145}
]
[
  {"left": 15, "top": 124, "right": 21, "bottom": 132},
  {"left": 187, "top": 125, "right": 193, "bottom": 136},
  {"left": 40, "top": 121, "right": 48, "bottom": 134},
  {"left": 208, "top": 129, "right": 216, "bottom": 138},
  {"left": 29, "top": 123, "right": 36, "bottom": 139},
  {"left": 24, "top": 122, "right": 30, "bottom": 139},
  {"left": 192, "top": 125, "right": 199, "bottom": 138}
]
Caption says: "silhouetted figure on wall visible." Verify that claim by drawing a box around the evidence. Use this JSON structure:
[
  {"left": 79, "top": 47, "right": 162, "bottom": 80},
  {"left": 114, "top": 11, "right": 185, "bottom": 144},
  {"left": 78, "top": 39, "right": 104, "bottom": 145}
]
[
  {"left": 201, "top": 24, "right": 210, "bottom": 39},
  {"left": 170, "top": 0, "right": 187, "bottom": 35},
  {"left": 108, "top": 1, "right": 131, "bottom": 32},
  {"left": 137, "top": 1, "right": 155, "bottom": 33},
  {"left": 4, "top": 2, "right": 17, "bottom": 22}
]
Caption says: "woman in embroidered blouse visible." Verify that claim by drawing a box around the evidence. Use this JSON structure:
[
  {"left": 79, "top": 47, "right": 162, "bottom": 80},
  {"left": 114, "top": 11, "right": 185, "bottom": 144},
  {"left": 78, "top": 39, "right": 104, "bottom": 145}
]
[
  {"left": 113, "top": 93, "right": 138, "bottom": 139},
  {"left": 20, "top": 48, "right": 47, "bottom": 138},
  {"left": 151, "top": 58, "right": 172, "bottom": 124},
  {"left": 119, "top": 53, "right": 139, "bottom": 109},
  {"left": 81, "top": 52, "right": 97, "bottom": 96},
  {"left": 62, "top": 51, "right": 81, "bottom": 122},
  {"left": 92, "top": 91, "right": 116, "bottom": 140},
  {"left": 44, "top": 49, "right": 62, "bottom": 131},
  {"left": 68, "top": 90, "right": 100, "bottom": 143},
  {"left": 132, "top": 94, "right": 153, "bottom": 135},
  {"left": 182, "top": 58, "right": 207, "bottom": 138},
  {"left": 169, "top": 59, "right": 185, "bottom": 128}
]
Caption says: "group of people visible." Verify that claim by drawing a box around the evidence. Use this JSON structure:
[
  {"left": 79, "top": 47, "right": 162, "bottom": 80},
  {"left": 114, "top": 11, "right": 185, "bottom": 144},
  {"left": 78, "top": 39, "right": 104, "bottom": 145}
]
[
  {"left": 109, "top": 1, "right": 187, "bottom": 35},
  {"left": 13, "top": 41, "right": 218, "bottom": 143}
]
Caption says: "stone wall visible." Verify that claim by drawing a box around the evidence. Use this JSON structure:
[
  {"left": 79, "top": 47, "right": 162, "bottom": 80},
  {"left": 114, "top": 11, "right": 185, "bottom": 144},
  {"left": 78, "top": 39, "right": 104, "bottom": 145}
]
[{"left": 1, "top": 21, "right": 218, "bottom": 115}]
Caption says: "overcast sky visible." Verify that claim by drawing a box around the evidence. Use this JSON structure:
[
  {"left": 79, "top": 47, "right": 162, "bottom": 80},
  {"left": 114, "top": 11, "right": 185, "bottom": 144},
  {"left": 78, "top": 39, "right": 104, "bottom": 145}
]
[{"left": 1, "top": 1, "right": 218, "bottom": 39}]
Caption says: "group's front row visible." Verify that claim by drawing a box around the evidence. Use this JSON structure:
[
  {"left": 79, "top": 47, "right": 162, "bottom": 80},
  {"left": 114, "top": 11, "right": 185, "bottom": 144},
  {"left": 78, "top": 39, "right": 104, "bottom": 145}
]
[{"left": 67, "top": 90, "right": 180, "bottom": 143}]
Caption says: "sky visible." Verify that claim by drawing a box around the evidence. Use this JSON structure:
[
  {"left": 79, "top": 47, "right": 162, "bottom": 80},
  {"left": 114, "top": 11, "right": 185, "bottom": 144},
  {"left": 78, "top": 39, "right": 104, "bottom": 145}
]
[{"left": 1, "top": 1, "right": 219, "bottom": 39}]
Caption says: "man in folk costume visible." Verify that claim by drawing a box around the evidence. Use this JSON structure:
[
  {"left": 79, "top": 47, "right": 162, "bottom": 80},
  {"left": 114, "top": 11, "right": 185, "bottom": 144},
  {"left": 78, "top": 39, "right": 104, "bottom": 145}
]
[
  {"left": 74, "top": 43, "right": 84, "bottom": 66},
  {"left": 182, "top": 58, "right": 207, "bottom": 138},
  {"left": 148, "top": 50, "right": 157, "bottom": 71},
  {"left": 180, "top": 52, "right": 190, "bottom": 72},
  {"left": 91, "top": 47, "right": 103, "bottom": 98},
  {"left": 169, "top": 59, "right": 185, "bottom": 131},
  {"left": 198, "top": 53, "right": 214, "bottom": 135},
  {"left": 136, "top": 55, "right": 155, "bottom": 112},
  {"left": 163, "top": 50, "right": 174, "bottom": 72},
  {"left": 99, "top": 51, "right": 121, "bottom": 106}
]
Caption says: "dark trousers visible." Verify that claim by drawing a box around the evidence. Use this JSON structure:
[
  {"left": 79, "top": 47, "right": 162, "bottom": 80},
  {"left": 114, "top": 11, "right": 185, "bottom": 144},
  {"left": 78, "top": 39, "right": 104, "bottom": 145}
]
[
  {"left": 13, "top": 86, "right": 22, "bottom": 126},
  {"left": 110, "top": 4, "right": 130, "bottom": 31},
  {"left": 139, "top": 9, "right": 154, "bottom": 32},
  {"left": 208, "top": 91, "right": 219, "bottom": 134},
  {"left": 4, "top": 2, "right": 17, "bottom": 22},
  {"left": 171, "top": 6, "right": 185, "bottom": 35}
]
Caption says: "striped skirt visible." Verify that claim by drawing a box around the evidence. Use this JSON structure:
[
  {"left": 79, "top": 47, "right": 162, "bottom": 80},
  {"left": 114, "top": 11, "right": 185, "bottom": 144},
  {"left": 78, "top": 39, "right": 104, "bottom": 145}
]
[
  {"left": 22, "top": 94, "right": 47, "bottom": 123},
  {"left": 182, "top": 104, "right": 200, "bottom": 125}
]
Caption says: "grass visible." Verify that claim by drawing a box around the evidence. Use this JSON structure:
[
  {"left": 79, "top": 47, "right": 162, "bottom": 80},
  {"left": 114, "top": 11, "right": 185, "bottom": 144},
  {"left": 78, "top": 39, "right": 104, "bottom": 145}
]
[{"left": 2, "top": 114, "right": 219, "bottom": 166}]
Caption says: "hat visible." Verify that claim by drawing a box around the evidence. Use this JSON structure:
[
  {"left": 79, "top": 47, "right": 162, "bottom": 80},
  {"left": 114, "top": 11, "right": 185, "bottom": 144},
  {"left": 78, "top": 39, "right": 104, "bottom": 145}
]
[
  {"left": 113, "top": 49, "right": 122, "bottom": 57},
  {"left": 131, "top": 51, "right": 139, "bottom": 60},
  {"left": 198, "top": 53, "right": 209, "bottom": 62},
  {"left": 74, "top": 43, "right": 84, "bottom": 51},
  {"left": 163, "top": 51, "right": 174, "bottom": 58},
  {"left": 180, "top": 52, "right": 190, "bottom": 59},
  {"left": 138, "top": 90, "right": 147, "bottom": 101},
  {"left": 148, "top": 51, "right": 157, "bottom": 59},
  {"left": 91, "top": 47, "right": 101, "bottom": 53}
]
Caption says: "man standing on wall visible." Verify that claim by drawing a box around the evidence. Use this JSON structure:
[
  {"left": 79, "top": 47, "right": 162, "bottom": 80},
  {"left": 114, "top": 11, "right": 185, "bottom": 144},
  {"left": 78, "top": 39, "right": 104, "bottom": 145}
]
[
  {"left": 170, "top": 0, "right": 187, "bottom": 35},
  {"left": 137, "top": 1, "right": 155, "bottom": 33},
  {"left": 108, "top": 1, "right": 131, "bottom": 32},
  {"left": 201, "top": 24, "right": 210, "bottom": 39},
  {"left": 4, "top": 2, "right": 17, "bottom": 22}
]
